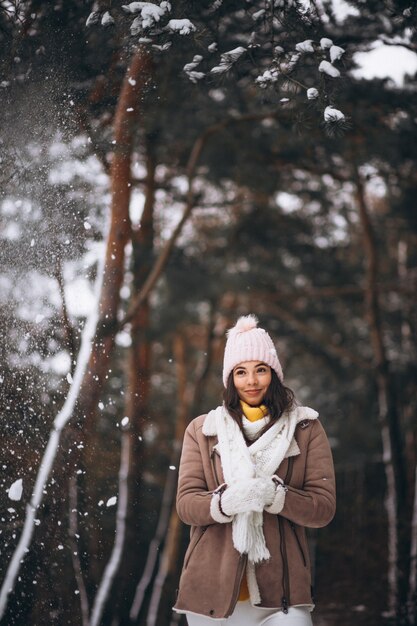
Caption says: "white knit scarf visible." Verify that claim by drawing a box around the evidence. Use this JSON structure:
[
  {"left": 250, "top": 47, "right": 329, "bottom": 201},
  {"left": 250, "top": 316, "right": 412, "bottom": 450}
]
[{"left": 205, "top": 404, "right": 298, "bottom": 564}]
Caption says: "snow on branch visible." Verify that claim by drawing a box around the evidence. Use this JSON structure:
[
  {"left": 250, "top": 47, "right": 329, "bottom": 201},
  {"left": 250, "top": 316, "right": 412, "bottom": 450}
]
[
  {"left": 319, "top": 60, "right": 341, "bottom": 78},
  {"left": 324, "top": 106, "right": 345, "bottom": 122},
  {"left": 295, "top": 40, "right": 314, "bottom": 53},
  {"left": 89, "top": 1, "right": 197, "bottom": 38},
  {"left": 183, "top": 55, "right": 204, "bottom": 83},
  {"left": 86, "top": 1, "right": 348, "bottom": 131},
  {"left": 101, "top": 11, "right": 115, "bottom": 27},
  {"left": 128, "top": 3, "right": 168, "bottom": 34},
  {"left": 166, "top": 18, "right": 196, "bottom": 35},
  {"left": 255, "top": 68, "right": 279, "bottom": 87},
  {"left": 307, "top": 87, "right": 319, "bottom": 100},
  {"left": 323, "top": 106, "right": 350, "bottom": 137},
  {"left": 330, "top": 45, "right": 345, "bottom": 63},
  {"left": 210, "top": 46, "right": 246, "bottom": 74},
  {"left": 249, "top": 33, "right": 346, "bottom": 123}
]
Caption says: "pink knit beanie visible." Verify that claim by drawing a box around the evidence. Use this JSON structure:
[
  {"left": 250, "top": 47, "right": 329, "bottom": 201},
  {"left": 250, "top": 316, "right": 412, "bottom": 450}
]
[{"left": 222, "top": 314, "right": 284, "bottom": 387}]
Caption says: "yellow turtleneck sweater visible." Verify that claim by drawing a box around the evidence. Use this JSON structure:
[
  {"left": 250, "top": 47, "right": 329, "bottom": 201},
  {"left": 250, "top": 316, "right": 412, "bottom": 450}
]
[
  {"left": 240, "top": 400, "right": 268, "bottom": 422},
  {"left": 237, "top": 400, "right": 268, "bottom": 601}
]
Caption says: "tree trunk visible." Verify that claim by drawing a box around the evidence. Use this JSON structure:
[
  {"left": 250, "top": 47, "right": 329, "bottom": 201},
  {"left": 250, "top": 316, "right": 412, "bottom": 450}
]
[
  {"left": 78, "top": 46, "right": 153, "bottom": 438},
  {"left": 408, "top": 462, "right": 417, "bottom": 623},
  {"left": 89, "top": 429, "right": 131, "bottom": 626},
  {"left": 355, "top": 169, "right": 409, "bottom": 620},
  {"left": 115, "top": 139, "right": 156, "bottom": 623},
  {"left": 78, "top": 46, "right": 153, "bottom": 588},
  {"left": 144, "top": 333, "right": 189, "bottom": 626},
  {"left": 145, "top": 310, "right": 220, "bottom": 625},
  {"left": 68, "top": 476, "right": 90, "bottom": 626},
  {"left": 189, "top": 300, "right": 218, "bottom": 418}
]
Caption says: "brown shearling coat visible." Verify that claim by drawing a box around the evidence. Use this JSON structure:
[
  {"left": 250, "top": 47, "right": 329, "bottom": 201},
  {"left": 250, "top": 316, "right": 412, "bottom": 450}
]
[{"left": 174, "top": 412, "right": 336, "bottom": 619}]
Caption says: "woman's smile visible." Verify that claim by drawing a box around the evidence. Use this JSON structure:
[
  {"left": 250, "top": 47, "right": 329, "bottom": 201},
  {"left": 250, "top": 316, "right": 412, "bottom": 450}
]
[{"left": 244, "top": 389, "right": 263, "bottom": 396}]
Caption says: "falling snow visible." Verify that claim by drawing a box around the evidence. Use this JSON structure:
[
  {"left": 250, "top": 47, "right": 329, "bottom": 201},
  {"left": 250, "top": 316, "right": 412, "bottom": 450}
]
[{"left": 8, "top": 479, "right": 23, "bottom": 501}]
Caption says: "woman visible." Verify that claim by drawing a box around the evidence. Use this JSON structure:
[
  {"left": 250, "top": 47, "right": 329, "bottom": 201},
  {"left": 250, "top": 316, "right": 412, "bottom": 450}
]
[{"left": 173, "top": 315, "right": 336, "bottom": 625}]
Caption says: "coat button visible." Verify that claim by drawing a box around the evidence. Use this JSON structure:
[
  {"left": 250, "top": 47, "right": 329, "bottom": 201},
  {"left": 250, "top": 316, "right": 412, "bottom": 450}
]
[{"left": 209, "top": 609, "right": 214, "bottom": 615}]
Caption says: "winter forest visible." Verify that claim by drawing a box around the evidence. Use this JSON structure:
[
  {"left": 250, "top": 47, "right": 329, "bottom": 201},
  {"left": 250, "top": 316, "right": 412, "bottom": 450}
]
[{"left": 0, "top": 0, "right": 416, "bottom": 625}]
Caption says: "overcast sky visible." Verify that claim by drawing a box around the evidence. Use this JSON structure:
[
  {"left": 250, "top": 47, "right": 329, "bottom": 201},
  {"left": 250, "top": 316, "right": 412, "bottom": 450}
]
[{"left": 329, "top": 0, "right": 417, "bottom": 84}]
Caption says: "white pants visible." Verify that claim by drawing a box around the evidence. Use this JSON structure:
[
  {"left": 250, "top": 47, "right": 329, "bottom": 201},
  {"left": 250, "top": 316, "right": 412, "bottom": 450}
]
[{"left": 186, "top": 601, "right": 313, "bottom": 626}]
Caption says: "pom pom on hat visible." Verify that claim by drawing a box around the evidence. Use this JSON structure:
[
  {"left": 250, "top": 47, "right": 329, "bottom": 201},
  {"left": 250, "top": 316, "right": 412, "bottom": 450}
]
[
  {"left": 222, "top": 314, "right": 284, "bottom": 387},
  {"left": 227, "top": 314, "right": 259, "bottom": 336}
]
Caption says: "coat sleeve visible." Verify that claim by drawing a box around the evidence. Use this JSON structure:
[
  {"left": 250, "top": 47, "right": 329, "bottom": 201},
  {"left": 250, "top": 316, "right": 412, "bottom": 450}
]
[
  {"left": 279, "top": 420, "right": 336, "bottom": 528},
  {"left": 176, "top": 419, "right": 227, "bottom": 527}
]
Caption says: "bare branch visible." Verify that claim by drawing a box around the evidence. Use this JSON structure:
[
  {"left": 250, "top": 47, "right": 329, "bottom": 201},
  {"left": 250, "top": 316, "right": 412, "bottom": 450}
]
[
  {"left": 54, "top": 261, "right": 77, "bottom": 370},
  {"left": 269, "top": 301, "right": 370, "bottom": 370}
]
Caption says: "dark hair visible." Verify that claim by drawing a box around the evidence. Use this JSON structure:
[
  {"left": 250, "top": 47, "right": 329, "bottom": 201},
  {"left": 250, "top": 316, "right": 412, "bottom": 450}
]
[{"left": 222, "top": 369, "right": 296, "bottom": 438}]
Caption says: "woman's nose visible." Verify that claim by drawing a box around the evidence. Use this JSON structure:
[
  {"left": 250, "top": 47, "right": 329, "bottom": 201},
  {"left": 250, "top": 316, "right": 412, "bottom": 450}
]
[{"left": 248, "top": 372, "right": 257, "bottom": 385}]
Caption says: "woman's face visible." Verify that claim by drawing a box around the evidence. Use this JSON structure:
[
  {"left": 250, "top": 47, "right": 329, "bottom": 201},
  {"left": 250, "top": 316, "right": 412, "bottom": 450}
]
[{"left": 232, "top": 361, "right": 272, "bottom": 406}]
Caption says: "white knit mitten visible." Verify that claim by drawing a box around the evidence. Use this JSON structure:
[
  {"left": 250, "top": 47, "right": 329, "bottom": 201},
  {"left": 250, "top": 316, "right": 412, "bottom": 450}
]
[
  {"left": 221, "top": 477, "right": 276, "bottom": 515},
  {"left": 264, "top": 475, "right": 287, "bottom": 514}
]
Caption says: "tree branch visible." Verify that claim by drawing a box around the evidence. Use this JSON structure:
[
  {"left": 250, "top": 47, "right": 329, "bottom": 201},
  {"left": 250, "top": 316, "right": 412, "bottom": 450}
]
[
  {"left": 54, "top": 261, "right": 76, "bottom": 371},
  {"left": 120, "top": 108, "right": 288, "bottom": 329},
  {"left": 268, "top": 301, "right": 370, "bottom": 370}
]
